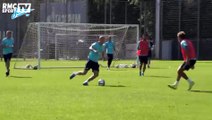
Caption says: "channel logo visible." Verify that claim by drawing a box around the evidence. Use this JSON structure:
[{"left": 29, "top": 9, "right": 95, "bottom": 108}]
[{"left": 2, "top": 3, "right": 35, "bottom": 19}]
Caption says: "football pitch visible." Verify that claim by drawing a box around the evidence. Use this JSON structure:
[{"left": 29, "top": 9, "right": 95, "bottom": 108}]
[{"left": 0, "top": 60, "right": 212, "bottom": 120}]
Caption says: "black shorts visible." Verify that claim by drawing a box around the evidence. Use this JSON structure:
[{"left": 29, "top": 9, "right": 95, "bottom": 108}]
[
  {"left": 107, "top": 54, "right": 113, "bottom": 60},
  {"left": 3, "top": 53, "right": 13, "bottom": 62},
  {"left": 85, "top": 60, "right": 99, "bottom": 71},
  {"left": 180, "top": 60, "right": 196, "bottom": 71},
  {"left": 139, "top": 56, "right": 148, "bottom": 64}
]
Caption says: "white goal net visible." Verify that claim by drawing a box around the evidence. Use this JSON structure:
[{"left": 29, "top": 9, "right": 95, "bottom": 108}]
[{"left": 14, "top": 22, "right": 139, "bottom": 69}]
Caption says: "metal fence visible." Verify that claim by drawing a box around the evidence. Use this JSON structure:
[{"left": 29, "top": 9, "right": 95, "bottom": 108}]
[
  {"left": 1, "top": 0, "right": 212, "bottom": 60},
  {"left": 160, "top": 0, "right": 212, "bottom": 60},
  {"left": 0, "top": 0, "right": 88, "bottom": 57},
  {"left": 0, "top": 0, "right": 143, "bottom": 59}
]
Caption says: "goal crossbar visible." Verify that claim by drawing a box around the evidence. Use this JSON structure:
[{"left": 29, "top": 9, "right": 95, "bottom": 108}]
[{"left": 14, "top": 22, "right": 139, "bottom": 69}]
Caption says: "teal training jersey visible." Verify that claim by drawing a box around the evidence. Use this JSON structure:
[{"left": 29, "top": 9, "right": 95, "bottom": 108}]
[
  {"left": 2, "top": 37, "right": 14, "bottom": 55},
  {"left": 103, "top": 40, "right": 115, "bottom": 54},
  {"left": 88, "top": 42, "right": 104, "bottom": 63},
  {"left": 180, "top": 40, "right": 188, "bottom": 50}
]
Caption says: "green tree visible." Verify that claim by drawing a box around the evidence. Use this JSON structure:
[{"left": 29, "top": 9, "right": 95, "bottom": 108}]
[
  {"left": 128, "top": 0, "right": 155, "bottom": 37},
  {"left": 89, "top": 0, "right": 155, "bottom": 37}
]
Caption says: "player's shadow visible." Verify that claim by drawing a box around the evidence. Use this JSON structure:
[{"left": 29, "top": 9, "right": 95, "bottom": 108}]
[
  {"left": 190, "top": 90, "right": 212, "bottom": 94},
  {"left": 145, "top": 75, "right": 172, "bottom": 78},
  {"left": 10, "top": 75, "right": 32, "bottom": 79},
  {"left": 149, "top": 67, "right": 168, "bottom": 69},
  {"left": 104, "top": 85, "right": 126, "bottom": 87},
  {"left": 109, "top": 69, "right": 129, "bottom": 71}
]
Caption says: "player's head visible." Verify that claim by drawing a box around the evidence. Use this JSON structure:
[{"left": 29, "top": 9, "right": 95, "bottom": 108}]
[
  {"left": 177, "top": 31, "right": 186, "bottom": 42},
  {"left": 145, "top": 33, "right": 149, "bottom": 40},
  {"left": 141, "top": 34, "right": 145, "bottom": 40},
  {"left": 141, "top": 33, "right": 149, "bottom": 41},
  {"left": 98, "top": 36, "right": 105, "bottom": 44},
  {"left": 108, "top": 36, "right": 112, "bottom": 41},
  {"left": 6, "top": 30, "right": 12, "bottom": 38}
]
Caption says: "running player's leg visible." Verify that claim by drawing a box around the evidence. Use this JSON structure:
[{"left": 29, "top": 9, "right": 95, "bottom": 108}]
[
  {"left": 109, "top": 54, "right": 113, "bottom": 68},
  {"left": 107, "top": 54, "right": 113, "bottom": 69},
  {"left": 139, "top": 56, "right": 143, "bottom": 76},
  {"left": 178, "top": 67, "right": 188, "bottom": 80},
  {"left": 76, "top": 69, "right": 88, "bottom": 75},
  {"left": 70, "top": 60, "right": 91, "bottom": 79},
  {"left": 83, "top": 70, "right": 99, "bottom": 86},
  {"left": 83, "top": 61, "right": 100, "bottom": 86},
  {"left": 143, "top": 63, "right": 146, "bottom": 76},
  {"left": 147, "top": 58, "right": 150, "bottom": 68},
  {"left": 142, "top": 56, "right": 148, "bottom": 75},
  {"left": 181, "top": 60, "right": 196, "bottom": 90},
  {"left": 147, "top": 51, "right": 151, "bottom": 68},
  {"left": 168, "top": 63, "right": 185, "bottom": 89},
  {"left": 169, "top": 61, "right": 195, "bottom": 90},
  {"left": 139, "top": 63, "right": 143, "bottom": 76},
  {"left": 4, "top": 53, "right": 12, "bottom": 76},
  {"left": 70, "top": 69, "right": 89, "bottom": 79}
]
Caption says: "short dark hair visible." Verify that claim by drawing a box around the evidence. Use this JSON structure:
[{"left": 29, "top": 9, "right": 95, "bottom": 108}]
[
  {"left": 177, "top": 31, "right": 186, "bottom": 39},
  {"left": 6, "top": 30, "right": 12, "bottom": 33}
]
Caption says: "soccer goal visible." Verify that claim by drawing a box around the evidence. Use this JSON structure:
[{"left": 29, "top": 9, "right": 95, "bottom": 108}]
[{"left": 14, "top": 22, "right": 139, "bottom": 69}]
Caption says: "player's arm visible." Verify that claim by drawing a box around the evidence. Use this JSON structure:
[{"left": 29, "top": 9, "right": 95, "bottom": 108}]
[
  {"left": 103, "top": 43, "right": 107, "bottom": 51},
  {"left": 150, "top": 42, "right": 154, "bottom": 50},
  {"left": 181, "top": 40, "right": 190, "bottom": 64},
  {"left": 12, "top": 39, "right": 15, "bottom": 47},
  {"left": 151, "top": 44, "right": 155, "bottom": 51},
  {"left": 1, "top": 41, "right": 6, "bottom": 48},
  {"left": 1, "top": 42, "right": 13, "bottom": 48},
  {"left": 102, "top": 44, "right": 106, "bottom": 61},
  {"left": 137, "top": 41, "right": 141, "bottom": 50},
  {"left": 185, "top": 50, "right": 190, "bottom": 64},
  {"left": 89, "top": 44, "right": 97, "bottom": 53},
  {"left": 1, "top": 40, "right": 6, "bottom": 48}
]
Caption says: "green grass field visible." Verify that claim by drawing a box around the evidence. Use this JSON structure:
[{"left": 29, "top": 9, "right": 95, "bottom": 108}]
[{"left": 0, "top": 60, "right": 212, "bottom": 120}]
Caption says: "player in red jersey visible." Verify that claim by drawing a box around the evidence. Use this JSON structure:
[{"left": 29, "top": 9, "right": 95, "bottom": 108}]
[
  {"left": 168, "top": 31, "right": 196, "bottom": 91},
  {"left": 137, "top": 34, "right": 149, "bottom": 76}
]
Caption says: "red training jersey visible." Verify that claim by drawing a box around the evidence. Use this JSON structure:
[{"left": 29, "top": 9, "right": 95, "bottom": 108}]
[
  {"left": 137, "top": 39, "right": 149, "bottom": 56},
  {"left": 180, "top": 39, "right": 196, "bottom": 61}
]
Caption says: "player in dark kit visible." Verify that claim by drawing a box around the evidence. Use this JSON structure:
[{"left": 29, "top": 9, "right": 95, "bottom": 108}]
[
  {"left": 147, "top": 37, "right": 154, "bottom": 68},
  {"left": 168, "top": 31, "right": 196, "bottom": 91},
  {"left": 137, "top": 34, "right": 149, "bottom": 76}
]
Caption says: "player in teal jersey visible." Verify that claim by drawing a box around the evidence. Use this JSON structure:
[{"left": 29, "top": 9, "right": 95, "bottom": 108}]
[
  {"left": 2, "top": 30, "right": 14, "bottom": 77},
  {"left": 103, "top": 37, "right": 116, "bottom": 70},
  {"left": 69, "top": 36, "right": 105, "bottom": 86}
]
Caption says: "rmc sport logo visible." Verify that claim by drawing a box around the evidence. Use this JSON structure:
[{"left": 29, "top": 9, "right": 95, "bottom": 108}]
[{"left": 2, "top": 3, "right": 35, "bottom": 19}]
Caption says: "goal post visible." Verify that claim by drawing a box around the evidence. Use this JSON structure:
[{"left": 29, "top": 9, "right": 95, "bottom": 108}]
[{"left": 14, "top": 22, "right": 139, "bottom": 69}]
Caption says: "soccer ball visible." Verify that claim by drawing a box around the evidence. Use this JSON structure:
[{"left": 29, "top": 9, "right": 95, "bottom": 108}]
[
  {"left": 33, "top": 65, "right": 38, "bottom": 70},
  {"left": 130, "top": 63, "right": 137, "bottom": 68},
  {"left": 25, "top": 64, "right": 32, "bottom": 69},
  {"left": 98, "top": 79, "right": 105, "bottom": 86}
]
